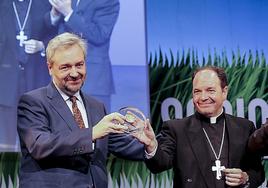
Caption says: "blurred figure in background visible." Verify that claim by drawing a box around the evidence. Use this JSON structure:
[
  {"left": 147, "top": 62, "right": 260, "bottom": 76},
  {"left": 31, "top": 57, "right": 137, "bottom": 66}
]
[
  {"left": 0, "top": 0, "right": 55, "bottom": 151},
  {"left": 248, "top": 118, "right": 268, "bottom": 154},
  {"left": 45, "top": 0, "right": 120, "bottom": 112},
  {"left": 248, "top": 119, "right": 268, "bottom": 187}
]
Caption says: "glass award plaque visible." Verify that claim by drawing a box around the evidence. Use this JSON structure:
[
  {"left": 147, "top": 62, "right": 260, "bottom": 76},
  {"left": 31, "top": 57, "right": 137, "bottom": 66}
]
[{"left": 118, "top": 107, "right": 146, "bottom": 134}]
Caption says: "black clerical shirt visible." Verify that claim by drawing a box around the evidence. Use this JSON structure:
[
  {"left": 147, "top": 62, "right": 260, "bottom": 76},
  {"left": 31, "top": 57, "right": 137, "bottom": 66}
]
[{"left": 196, "top": 112, "right": 229, "bottom": 188}]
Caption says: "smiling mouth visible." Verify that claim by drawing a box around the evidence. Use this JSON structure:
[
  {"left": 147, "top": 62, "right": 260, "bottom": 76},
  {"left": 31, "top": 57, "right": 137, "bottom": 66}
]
[
  {"left": 67, "top": 79, "right": 82, "bottom": 84},
  {"left": 199, "top": 103, "right": 214, "bottom": 107}
]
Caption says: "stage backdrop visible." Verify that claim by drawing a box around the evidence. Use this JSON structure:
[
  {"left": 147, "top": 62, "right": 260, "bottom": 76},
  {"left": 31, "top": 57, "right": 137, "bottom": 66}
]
[
  {"left": 110, "top": 0, "right": 149, "bottom": 116},
  {"left": 147, "top": 0, "right": 268, "bottom": 128}
]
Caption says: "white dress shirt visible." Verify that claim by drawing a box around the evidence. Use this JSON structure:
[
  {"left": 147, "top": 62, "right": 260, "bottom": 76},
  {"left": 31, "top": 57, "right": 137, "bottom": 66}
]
[{"left": 54, "top": 85, "right": 89, "bottom": 128}]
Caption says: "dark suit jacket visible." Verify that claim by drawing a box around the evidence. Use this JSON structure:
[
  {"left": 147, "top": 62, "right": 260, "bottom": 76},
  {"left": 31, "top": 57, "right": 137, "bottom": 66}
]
[
  {"left": 0, "top": 0, "right": 54, "bottom": 107},
  {"left": 146, "top": 113, "right": 264, "bottom": 188},
  {"left": 248, "top": 119, "right": 268, "bottom": 155},
  {"left": 17, "top": 83, "right": 144, "bottom": 188},
  {"left": 45, "top": 0, "right": 119, "bottom": 96}
]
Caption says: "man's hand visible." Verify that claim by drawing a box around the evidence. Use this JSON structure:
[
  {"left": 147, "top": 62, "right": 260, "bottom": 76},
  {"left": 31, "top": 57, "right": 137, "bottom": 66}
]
[
  {"left": 49, "top": 0, "right": 72, "bottom": 17},
  {"left": 132, "top": 119, "right": 157, "bottom": 154},
  {"left": 92, "top": 112, "right": 128, "bottom": 141},
  {"left": 223, "top": 168, "right": 249, "bottom": 186},
  {"left": 23, "top": 40, "right": 44, "bottom": 54},
  {"left": 50, "top": 6, "right": 61, "bottom": 17}
]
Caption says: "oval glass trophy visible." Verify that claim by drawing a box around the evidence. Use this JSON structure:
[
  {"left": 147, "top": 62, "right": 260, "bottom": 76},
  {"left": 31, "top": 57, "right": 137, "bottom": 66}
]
[{"left": 118, "top": 107, "right": 146, "bottom": 134}]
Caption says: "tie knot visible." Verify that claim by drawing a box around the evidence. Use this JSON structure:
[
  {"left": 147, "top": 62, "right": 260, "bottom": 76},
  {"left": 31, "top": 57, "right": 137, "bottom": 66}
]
[{"left": 70, "top": 96, "right": 77, "bottom": 103}]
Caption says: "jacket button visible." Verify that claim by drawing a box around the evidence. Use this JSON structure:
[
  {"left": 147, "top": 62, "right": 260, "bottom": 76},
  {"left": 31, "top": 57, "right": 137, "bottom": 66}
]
[
  {"left": 19, "top": 64, "right": 25, "bottom": 70},
  {"left": 186, "top": 178, "right": 192, "bottom": 183}
]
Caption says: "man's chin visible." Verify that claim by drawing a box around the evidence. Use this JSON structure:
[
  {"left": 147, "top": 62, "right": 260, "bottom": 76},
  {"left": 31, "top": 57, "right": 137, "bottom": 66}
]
[
  {"left": 64, "top": 86, "right": 81, "bottom": 96},
  {"left": 197, "top": 109, "right": 215, "bottom": 117}
]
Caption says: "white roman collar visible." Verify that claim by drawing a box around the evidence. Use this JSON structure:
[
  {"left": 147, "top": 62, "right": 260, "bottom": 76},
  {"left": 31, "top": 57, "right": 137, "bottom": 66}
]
[{"left": 210, "top": 108, "right": 224, "bottom": 124}]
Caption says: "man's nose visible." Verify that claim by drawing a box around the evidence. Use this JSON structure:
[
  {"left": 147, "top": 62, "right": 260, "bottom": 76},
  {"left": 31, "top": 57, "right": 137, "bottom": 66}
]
[
  {"left": 69, "top": 67, "right": 79, "bottom": 77},
  {"left": 200, "top": 91, "right": 209, "bottom": 100}
]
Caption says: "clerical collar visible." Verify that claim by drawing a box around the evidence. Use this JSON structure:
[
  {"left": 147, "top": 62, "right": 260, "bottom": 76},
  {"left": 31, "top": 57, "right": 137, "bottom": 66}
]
[
  {"left": 210, "top": 109, "right": 224, "bottom": 124},
  {"left": 195, "top": 109, "right": 225, "bottom": 124}
]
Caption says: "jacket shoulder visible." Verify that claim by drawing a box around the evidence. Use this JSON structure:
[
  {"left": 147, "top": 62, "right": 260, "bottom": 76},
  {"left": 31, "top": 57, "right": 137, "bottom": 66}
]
[
  {"left": 19, "top": 87, "right": 47, "bottom": 101},
  {"left": 81, "top": 93, "right": 106, "bottom": 115},
  {"left": 163, "top": 115, "right": 195, "bottom": 129},
  {"left": 225, "top": 113, "right": 255, "bottom": 133},
  {"left": 225, "top": 113, "right": 254, "bottom": 125}
]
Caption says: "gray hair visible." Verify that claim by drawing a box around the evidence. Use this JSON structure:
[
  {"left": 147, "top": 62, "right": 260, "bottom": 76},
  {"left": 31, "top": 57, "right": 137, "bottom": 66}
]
[{"left": 46, "top": 32, "right": 87, "bottom": 64}]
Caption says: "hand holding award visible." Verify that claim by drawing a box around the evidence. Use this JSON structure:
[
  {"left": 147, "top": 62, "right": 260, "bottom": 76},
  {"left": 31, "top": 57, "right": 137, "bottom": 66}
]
[{"left": 118, "top": 106, "right": 146, "bottom": 134}]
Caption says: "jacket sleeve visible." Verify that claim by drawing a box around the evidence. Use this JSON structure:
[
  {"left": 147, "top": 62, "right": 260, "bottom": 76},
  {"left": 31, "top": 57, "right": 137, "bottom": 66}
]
[
  {"left": 248, "top": 120, "right": 268, "bottom": 155},
  {"left": 243, "top": 122, "right": 265, "bottom": 187},
  {"left": 17, "top": 94, "right": 94, "bottom": 160},
  {"left": 64, "top": 0, "right": 120, "bottom": 45},
  {"left": 108, "top": 133, "right": 145, "bottom": 161},
  {"left": 145, "top": 121, "right": 176, "bottom": 173}
]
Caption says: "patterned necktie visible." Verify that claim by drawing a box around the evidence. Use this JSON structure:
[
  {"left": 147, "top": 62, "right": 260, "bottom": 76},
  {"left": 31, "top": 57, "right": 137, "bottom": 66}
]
[{"left": 70, "top": 96, "right": 85, "bottom": 128}]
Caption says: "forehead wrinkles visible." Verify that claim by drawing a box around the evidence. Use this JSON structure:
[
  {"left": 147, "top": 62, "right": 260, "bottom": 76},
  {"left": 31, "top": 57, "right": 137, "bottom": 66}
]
[
  {"left": 193, "top": 70, "right": 220, "bottom": 89},
  {"left": 52, "top": 45, "right": 84, "bottom": 64}
]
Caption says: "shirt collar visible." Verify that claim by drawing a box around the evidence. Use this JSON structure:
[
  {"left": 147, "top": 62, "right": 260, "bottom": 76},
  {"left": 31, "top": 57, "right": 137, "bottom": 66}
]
[
  {"left": 210, "top": 108, "right": 224, "bottom": 124},
  {"left": 195, "top": 108, "right": 225, "bottom": 124},
  {"left": 53, "top": 82, "right": 82, "bottom": 102}
]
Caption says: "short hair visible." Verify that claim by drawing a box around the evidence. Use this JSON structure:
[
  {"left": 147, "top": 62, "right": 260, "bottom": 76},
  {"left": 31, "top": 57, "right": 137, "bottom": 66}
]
[
  {"left": 192, "top": 66, "right": 228, "bottom": 89},
  {"left": 46, "top": 32, "right": 87, "bottom": 64}
]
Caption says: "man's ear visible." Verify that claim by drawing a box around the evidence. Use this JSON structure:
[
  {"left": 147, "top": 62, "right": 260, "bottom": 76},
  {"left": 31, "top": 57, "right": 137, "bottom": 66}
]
[
  {"left": 47, "top": 62, "right": 52, "bottom": 76},
  {"left": 223, "top": 86, "right": 228, "bottom": 99}
]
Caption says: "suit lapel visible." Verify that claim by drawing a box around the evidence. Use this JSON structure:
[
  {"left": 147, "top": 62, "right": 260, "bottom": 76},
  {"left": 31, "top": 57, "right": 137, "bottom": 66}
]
[
  {"left": 80, "top": 92, "right": 94, "bottom": 128},
  {"left": 46, "top": 83, "right": 79, "bottom": 131},
  {"left": 81, "top": 93, "right": 106, "bottom": 149},
  {"left": 225, "top": 115, "right": 241, "bottom": 167},
  {"left": 186, "top": 116, "right": 214, "bottom": 187}
]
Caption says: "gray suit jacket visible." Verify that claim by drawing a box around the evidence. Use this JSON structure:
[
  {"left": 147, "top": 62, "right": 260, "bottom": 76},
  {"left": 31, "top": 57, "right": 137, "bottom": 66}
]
[{"left": 17, "top": 83, "right": 144, "bottom": 188}]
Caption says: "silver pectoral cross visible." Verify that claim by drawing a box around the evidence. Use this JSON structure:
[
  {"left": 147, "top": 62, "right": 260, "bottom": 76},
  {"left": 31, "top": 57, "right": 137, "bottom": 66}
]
[
  {"left": 16, "top": 31, "right": 28, "bottom": 47},
  {"left": 212, "top": 159, "right": 225, "bottom": 180}
]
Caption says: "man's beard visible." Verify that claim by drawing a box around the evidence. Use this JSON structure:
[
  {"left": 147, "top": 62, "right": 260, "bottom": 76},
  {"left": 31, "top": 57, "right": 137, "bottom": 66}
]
[{"left": 63, "top": 75, "right": 84, "bottom": 95}]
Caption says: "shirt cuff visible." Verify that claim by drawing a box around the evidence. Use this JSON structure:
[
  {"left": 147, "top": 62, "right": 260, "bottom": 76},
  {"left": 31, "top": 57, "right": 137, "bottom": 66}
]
[
  {"left": 92, "top": 141, "right": 95, "bottom": 150},
  {"left": 145, "top": 141, "right": 158, "bottom": 159},
  {"left": 40, "top": 50, "right": 45, "bottom": 57},
  {"left": 40, "top": 42, "right": 45, "bottom": 57}
]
